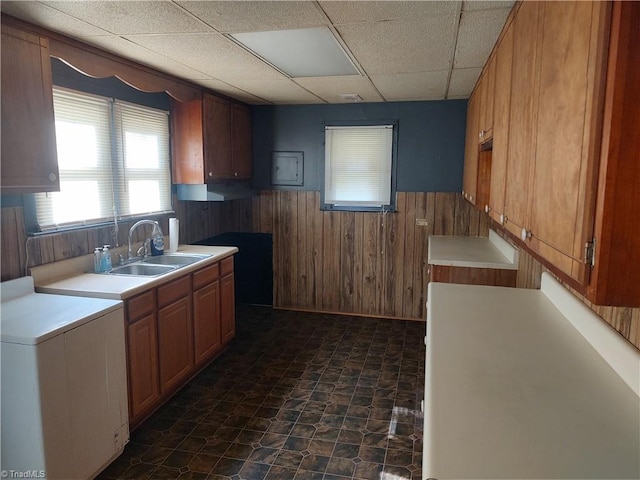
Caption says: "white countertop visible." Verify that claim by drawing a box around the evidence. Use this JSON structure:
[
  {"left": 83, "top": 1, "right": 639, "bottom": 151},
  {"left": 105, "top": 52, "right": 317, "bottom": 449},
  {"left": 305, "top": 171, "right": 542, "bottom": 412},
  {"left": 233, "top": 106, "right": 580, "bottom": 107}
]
[
  {"left": 428, "top": 229, "right": 518, "bottom": 269},
  {"left": 1, "top": 277, "right": 123, "bottom": 345},
  {"left": 423, "top": 276, "right": 640, "bottom": 479},
  {"left": 33, "top": 245, "right": 238, "bottom": 300}
]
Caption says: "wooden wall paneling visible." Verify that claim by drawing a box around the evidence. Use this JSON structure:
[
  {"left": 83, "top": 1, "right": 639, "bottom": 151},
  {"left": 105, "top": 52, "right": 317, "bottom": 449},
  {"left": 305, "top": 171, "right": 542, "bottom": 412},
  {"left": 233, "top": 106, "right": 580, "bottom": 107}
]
[
  {"left": 260, "top": 190, "right": 274, "bottom": 234},
  {"left": 321, "top": 208, "right": 340, "bottom": 311},
  {"left": 433, "top": 192, "right": 456, "bottom": 235},
  {"left": 362, "top": 212, "right": 381, "bottom": 316},
  {"left": 353, "top": 210, "right": 364, "bottom": 315},
  {"left": 310, "top": 192, "right": 323, "bottom": 310},
  {"left": 402, "top": 193, "right": 417, "bottom": 319},
  {"left": 386, "top": 192, "right": 406, "bottom": 317},
  {"left": 413, "top": 193, "right": 433, "bottom": 319},
  {"left": 296, "top": 191, "right": 310, "bottom": 308},
  {"left": 339, "top": 211, "right": 355, "bottom": 313},
  {"left": 454, "top": 193, "right": 470, "bottom": 236}
]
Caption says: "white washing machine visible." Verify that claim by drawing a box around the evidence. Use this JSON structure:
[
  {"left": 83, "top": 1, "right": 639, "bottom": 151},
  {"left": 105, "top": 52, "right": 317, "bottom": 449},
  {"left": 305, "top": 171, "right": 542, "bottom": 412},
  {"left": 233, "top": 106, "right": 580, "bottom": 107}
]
[{"left": 1, "top": 277, "right": 129, "bottom": 480}]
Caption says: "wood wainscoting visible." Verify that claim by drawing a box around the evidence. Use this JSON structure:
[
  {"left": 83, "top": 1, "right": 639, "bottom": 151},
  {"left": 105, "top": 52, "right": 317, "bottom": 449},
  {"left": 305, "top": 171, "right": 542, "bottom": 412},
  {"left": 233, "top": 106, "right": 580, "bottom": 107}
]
[
  {"left": 0, "top": 196, "right": 252, "bottom": 282},
  {"left": 251, "top": 191, "right": 489, "bottom": 320},
  {"left": 516, "top": 247, "right": 640, "bottom": 351}
]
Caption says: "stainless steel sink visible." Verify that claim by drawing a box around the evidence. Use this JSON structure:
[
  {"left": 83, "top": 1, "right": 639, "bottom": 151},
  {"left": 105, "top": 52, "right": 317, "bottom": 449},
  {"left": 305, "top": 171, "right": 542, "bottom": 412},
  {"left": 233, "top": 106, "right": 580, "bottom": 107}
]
[
  {"left": 109, "top": 263, "right": 177, "bottom": 276},
  {"left": 141, "top": 253, "right": 211, "bottom": 266}
]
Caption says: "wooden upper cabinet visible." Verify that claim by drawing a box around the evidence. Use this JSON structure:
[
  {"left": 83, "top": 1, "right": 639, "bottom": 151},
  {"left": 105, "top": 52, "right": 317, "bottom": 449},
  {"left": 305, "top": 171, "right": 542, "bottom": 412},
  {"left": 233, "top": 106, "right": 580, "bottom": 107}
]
[
  {"left": 489, "top": 22, "right": 514, "bottom": 225},
  {"left": 462, "top": 91, "right": 480, "bottom": 205},
  {"left": 503, "top": 0, "right": 541, "bottom": 240},
  {"left": 587, "top": 0, "right": 640, "bottom": 307},
  {"left": 1, "top": 22, "right": 59, "bottom": 194},
  {"left": 478, "top": 54, "right": 496, "bottom": 142},
  {"left": 528, "top": 1, "right": 610, "bottom": 285},
  {"left": 171, "top": 94, "right": 252, "bottom": 183}
]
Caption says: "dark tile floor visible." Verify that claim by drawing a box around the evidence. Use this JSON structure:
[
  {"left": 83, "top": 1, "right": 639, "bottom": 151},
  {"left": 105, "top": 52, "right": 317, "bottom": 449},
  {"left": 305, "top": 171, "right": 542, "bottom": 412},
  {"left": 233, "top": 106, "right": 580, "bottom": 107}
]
[{"left": 99, "top": 305, "right": 426, "bottom": 480}]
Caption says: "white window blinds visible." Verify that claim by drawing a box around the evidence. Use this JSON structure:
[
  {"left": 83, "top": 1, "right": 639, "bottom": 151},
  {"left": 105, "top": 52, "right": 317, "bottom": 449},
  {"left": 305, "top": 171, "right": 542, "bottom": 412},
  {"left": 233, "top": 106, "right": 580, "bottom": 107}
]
[
  {"left": 324, "top": 125, "right": 393, "bottom": 207},
  {"left": 35, "top": 88, "right": 171, "bottom": 230}
]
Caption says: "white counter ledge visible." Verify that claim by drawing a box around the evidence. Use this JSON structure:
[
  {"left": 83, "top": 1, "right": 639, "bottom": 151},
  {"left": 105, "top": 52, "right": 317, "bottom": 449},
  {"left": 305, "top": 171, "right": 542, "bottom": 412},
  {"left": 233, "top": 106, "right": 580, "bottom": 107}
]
[
  {"left": 423, "top": 273, "right": 640, "bottom": 479},
  {"left": 32, "top": 245, "right": 238, "bottom": 300},
  {"left": 428, "top": 230, "right": 518, "bottom": 270}
]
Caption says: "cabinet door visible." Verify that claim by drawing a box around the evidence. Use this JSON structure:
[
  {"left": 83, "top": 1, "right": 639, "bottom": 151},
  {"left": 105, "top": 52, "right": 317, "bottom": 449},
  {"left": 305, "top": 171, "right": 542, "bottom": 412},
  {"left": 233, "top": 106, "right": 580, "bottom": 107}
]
[
  {"left": 504, "top": 0, "right": 541, "bottom": 239},
  {"left": 193, "top": 281, "right": 221, "bottom": 366},
  {"left": 127, "top": 313, "right": 160, "bottom": 422},
  {"left": 231, "top": 103, "right": 252, "bottom": 179},
  {"left": 462, "top": 92, "right": 480, "bottom": 204},
  {"left": 204, "top": 94, "right": 232, "bottom": 180},
  {"left": 157, "top": 296, "right": 193, "bottom": 393},
  {"left": 479, "top": 55, "right": 496, "bottom": 140},
  {"left": 489, "top": 22, "right": 514, "bottom": 224},
  {"left": 221, "top": 273, "right": 235, "bottom": 344},
  {"left": 528, "top": 1, "right": 608, "bottom": 283},
  {"left": 1, "top": 24, "right": 59, "bottom": 194},
  {"left": 171, "top": 98, "right": 204, "bottom": 184}
]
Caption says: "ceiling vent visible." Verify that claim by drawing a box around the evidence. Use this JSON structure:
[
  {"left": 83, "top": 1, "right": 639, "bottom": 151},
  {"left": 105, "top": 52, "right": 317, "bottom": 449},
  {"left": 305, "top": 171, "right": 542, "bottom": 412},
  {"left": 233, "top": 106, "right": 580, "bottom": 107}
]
[{"left": 339, "top": 94, "right": 362, "bottom": 103}]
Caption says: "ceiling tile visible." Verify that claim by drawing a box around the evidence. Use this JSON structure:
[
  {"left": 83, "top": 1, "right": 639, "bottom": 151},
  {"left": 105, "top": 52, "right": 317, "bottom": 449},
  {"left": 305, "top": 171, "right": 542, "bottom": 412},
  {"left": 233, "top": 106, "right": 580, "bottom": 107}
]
[
  {"left": 195, "top": 79, "right": 270, "bottom": 104},
  {"left": 453, "top": 8, "right": 511, "bottom": 68},
  {"left": 124, "top": 33, "right": 285, "bottom": 82},
  {"left": 0, "top": 1, "right": 111, "bottom": 37},
  {"left": 294, "top": 76, "right": 383, "bottom": 103},
  {"left": 463, "top": 1, "right": 515, "bottom": 12},
  {"left": 319, "top": 0, "right": 460, "bottom": 24},
  {"left": 372, "top": 71, "right": 448, "bottom": 101},
  {"left": 337, "top": 15, "right": 458, "bottom": 75},
  {"left": 74, "top": 35, "right": 213, "bottom": 81},
  {"left": 226, "top": 78, "right": 323, "bottom": 104},
  {"left": 175, "top": 1, "right": 328, "bottom": 33},
  {"left": 41, "top": 0, "right": 211, "bottom": 35},
  {"left": 448, "top": 67, "right": 482, "bottom": 97}
]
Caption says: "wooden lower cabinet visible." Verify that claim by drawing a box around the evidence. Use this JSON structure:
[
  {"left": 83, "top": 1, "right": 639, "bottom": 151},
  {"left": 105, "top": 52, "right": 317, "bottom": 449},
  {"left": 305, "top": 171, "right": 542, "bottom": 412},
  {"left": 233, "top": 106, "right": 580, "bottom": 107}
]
[
  {"left": 430, "top": 264, "right": 517, "bottom": 288},
  {"left": 157, "top": 296, "right": 193, "bottom": 393},
  {"left": 127, "top": 313, "right": 159, "bottom": 421},
  {"left": 220, "top": 256, "right": 235, "bottom": 345},
  {"left": 125, "top": 255, "right": 236, "bottom": 427}
]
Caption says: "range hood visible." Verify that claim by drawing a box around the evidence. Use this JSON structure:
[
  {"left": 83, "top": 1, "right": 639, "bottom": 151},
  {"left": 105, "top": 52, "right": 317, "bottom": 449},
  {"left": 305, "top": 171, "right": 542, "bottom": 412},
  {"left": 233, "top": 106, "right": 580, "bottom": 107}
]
[{"left": 176, "top": 182, "right": 257, "bottom": 202}]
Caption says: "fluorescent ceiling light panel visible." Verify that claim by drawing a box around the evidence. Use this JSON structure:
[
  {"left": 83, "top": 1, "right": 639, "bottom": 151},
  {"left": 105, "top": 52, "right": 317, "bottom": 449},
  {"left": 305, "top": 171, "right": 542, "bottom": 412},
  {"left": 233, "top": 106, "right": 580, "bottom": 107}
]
[{"left": 231, "top": 27, "right": 359, "bottom": 77}]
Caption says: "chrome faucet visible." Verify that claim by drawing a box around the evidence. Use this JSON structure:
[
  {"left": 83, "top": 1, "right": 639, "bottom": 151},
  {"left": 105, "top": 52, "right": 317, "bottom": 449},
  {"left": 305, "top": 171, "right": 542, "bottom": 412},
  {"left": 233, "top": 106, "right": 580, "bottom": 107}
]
[{"left": 128, "top": 220, "right": 163, "bottom": 260}]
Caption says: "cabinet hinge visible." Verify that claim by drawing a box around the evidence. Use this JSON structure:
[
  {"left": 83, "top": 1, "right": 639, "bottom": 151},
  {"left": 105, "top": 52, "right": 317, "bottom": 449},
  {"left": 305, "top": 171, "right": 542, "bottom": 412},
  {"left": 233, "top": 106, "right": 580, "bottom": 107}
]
[{"left": 585, "top": 239, "right": 596, "bottom": 268}]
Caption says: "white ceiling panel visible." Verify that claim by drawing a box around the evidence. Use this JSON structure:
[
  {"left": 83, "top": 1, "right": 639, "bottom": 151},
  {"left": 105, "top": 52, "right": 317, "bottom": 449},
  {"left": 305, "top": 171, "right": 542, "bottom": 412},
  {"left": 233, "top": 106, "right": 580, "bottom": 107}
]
[
  {"left": 175, "top": 1, "right": 328, "bottom": 33},
  {"left": 319, "top": 0, "right": 460, "bottom": 24},
  {"left": 42, "top": 0, "right": 211, "bottom": 35},
  {"left": 448, "top": 67, "right": 483, "bottom": 97},
  {"left": 372, "top": 71, "right": 449, "bottom": 101},
  {"left": 1, "top": 1, "right": 110, "bottom": 37},
  {"left": 454, "top": 7, "right": 512, "bottom": 68},
  {"left": 336, "top": 15, "right": 458, "bottom": 75},
  {"left": 294, "top": 76, "right": 384, "bottom": 103},
  {"left": 124, "top": 33, "right": 285, "bottom": 81},
  {"left": 227, "top": 78, "right": 323, "bottom": 104},
  {"left": 1, "top": 0, "right": 515, "bottom": 104}
]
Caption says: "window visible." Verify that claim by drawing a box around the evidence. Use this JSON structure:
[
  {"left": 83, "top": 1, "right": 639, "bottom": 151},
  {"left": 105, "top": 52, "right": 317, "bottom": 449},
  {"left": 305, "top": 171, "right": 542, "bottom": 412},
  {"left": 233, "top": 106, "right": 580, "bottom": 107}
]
[
  {"left": 323, "top": 124, "right": 396, "bottom": 211},
  {"left": 34, "top": 87, "right": 172, "bottom": 230}
]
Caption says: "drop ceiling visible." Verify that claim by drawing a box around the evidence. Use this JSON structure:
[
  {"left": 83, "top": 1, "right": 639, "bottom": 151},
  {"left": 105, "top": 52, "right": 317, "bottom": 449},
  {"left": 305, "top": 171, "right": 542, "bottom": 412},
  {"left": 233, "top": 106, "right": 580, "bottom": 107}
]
[{"left": 1, "top": 0, "right": 514, "bottom": 105}]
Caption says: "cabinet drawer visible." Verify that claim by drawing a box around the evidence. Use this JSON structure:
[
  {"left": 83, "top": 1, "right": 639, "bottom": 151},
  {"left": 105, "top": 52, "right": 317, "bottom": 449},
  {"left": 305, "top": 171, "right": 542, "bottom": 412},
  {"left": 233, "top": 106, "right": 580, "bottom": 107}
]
[
  {"left": 193, "top": 262, "right": 219, "bottom": 290},
  {"left": 157, "top": 275, "right": 191, "bottom": 308},
  {"left": 221, "top": 256, "right": 234, "bottom": 276},
  {"left": 127, "top": 290, "right": 156, "bottom": 323}
]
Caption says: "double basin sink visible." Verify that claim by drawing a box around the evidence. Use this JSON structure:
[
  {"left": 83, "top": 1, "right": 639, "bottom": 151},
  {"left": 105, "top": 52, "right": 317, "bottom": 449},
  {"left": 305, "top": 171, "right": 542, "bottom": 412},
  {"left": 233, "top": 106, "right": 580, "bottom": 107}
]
[{"left": 107, "top": 253, "right": 212, "bottom": 277}]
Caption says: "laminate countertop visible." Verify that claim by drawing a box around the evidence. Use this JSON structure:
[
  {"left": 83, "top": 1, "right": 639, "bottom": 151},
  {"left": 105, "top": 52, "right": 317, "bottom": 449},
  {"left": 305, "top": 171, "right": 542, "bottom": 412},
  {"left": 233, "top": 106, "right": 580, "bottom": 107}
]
[
  {"left": 32, "top": 245, "right": 238, "bottom": 300},
  {"left": 428, "top": 230, "right": 518, "bottom": 270},
  {"left": 423, "top": 273, "right": 640, "bottom": 479}
]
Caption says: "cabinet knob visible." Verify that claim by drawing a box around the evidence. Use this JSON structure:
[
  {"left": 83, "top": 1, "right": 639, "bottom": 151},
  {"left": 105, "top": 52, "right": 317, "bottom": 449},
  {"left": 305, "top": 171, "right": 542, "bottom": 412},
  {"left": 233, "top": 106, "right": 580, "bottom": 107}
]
[
  {"left": 208, "top": 172, "right": 213, "bottom": 177},
  {"left": 521, "top": 228, "right": 532, "bottom": 241},
  {"left": 484, "top": 205, "right": 490, "bottom": 213},
  {"left": 234, "top": 172, "right": 238, "bottom": 177},
  {"left": 48, "top": 173, "right": 57, "bottom": 182},
  {"left": 499, "top": 213, "right": 506, "bottom": 225}
]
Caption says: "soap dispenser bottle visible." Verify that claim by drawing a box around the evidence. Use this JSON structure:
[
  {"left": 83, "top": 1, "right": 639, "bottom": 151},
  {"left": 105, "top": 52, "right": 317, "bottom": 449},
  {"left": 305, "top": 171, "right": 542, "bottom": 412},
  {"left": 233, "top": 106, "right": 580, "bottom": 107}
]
[
  {"left": 94, "top": 247, "right": 102, "bottom": 273},
  {"left": 101, "top": 245, "right": 112, "bottom": 273}
]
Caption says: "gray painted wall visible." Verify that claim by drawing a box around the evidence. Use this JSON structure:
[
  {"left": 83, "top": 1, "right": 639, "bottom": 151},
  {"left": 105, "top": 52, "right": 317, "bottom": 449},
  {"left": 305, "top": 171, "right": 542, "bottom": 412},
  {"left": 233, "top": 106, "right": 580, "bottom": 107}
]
[{"left": 251, "top": 100, "right": 467, "bottom": 192}]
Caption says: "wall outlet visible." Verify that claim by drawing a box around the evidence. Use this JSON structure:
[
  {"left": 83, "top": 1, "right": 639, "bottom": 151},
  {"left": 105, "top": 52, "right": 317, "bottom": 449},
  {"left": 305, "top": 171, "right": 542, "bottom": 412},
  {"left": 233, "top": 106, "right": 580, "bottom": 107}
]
[{"left": 416, "top": 218, "right": 429, "bottom": 226}]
